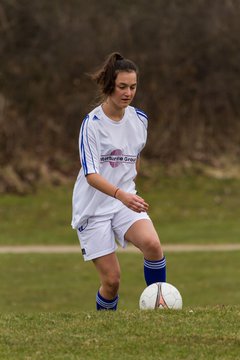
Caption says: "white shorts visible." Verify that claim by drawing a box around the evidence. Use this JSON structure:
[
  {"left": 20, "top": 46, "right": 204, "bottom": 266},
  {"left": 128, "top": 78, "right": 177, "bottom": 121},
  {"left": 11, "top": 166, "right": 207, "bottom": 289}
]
[{"left": 76, "top": 204, "right": 151, "bottom": 261}]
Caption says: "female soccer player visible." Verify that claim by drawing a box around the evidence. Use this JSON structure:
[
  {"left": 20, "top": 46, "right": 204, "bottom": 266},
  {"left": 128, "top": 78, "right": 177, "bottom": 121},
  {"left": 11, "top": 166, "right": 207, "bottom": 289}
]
[{"left": 72, "top": 52, "right": 166, "bottom": 310}]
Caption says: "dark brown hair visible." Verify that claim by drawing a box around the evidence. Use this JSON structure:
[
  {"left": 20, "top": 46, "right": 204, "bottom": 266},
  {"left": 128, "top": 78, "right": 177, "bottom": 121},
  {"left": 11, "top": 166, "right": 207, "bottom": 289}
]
[{"left": 90, "top": 52, "right": 138, "bottom": 99}]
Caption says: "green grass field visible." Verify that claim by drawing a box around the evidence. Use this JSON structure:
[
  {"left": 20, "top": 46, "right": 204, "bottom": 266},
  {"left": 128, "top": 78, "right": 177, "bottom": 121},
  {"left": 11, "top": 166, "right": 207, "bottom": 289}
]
[
  {"left": 0, "top": 174, "right": 240, "bottom": 359},
  {"left": 0, "top": 174, "right": 240, "bottom": 245},
  {"left": 1, "top": 307, "right": 239, "bottom": 360},
  {"left": 0, "top": 251, "right": 239, "bottom": 359},
  {"left": 0, "top": 252, "right": 240, "bottom": 312}
]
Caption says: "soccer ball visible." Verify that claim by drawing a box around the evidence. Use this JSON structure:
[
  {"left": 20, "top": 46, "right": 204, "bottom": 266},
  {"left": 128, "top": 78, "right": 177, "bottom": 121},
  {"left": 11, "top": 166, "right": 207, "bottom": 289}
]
[{"left": 139, "top": 282, "right": 183, "bottom": 310}]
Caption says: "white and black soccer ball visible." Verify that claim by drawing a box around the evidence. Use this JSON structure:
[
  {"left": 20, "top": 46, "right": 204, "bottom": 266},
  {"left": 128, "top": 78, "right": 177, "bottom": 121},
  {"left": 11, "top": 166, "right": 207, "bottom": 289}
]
[{"left": 139, "top": 282, "right": 183, "bottom": 310}]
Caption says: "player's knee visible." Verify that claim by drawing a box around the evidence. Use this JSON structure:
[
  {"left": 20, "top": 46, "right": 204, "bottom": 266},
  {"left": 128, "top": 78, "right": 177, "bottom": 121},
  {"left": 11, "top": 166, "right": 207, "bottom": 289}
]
[
  {"left": 144, "top": 236, "right": 163, "bottom": 259},
  {"left": 105, "top": 272, "right": 120, "bottom": 293}
]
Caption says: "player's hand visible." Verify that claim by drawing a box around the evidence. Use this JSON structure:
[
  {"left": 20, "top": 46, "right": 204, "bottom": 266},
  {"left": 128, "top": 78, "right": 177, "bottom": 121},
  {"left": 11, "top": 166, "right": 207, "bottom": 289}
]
[{"left": 115, "top": 190, "right": 149, "bottom": 213}]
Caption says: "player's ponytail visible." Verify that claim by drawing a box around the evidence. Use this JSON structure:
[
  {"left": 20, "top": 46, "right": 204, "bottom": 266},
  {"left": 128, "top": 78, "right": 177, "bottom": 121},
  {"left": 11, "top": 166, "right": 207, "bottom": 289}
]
[{"left": 90, "top": 52, "right": 138, "bottom": 100}]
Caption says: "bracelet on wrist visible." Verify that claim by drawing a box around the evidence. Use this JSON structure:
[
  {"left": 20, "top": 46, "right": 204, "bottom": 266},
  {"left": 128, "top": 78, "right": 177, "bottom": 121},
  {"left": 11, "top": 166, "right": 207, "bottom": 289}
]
[{"left": 113, "top": 188, "right": 120, "bottom": 198}]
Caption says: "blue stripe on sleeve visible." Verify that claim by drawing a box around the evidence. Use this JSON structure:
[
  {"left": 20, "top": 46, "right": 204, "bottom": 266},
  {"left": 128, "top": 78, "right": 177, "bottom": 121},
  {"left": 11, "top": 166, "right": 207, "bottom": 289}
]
[
  {"left": 80, "top": 115, "right": 98, "bottom": 175},
  {"left": 135, "top": 108, "right": 148, "bottom": 120},
  {"left": 86, "top": 120, "right": 97, "bottom": 173},
  {"left": 135, "top": 108, "right": 148, "bottom": 130},
  {"left": 80, "top": 116, "right": 89, "bottom": 175}
]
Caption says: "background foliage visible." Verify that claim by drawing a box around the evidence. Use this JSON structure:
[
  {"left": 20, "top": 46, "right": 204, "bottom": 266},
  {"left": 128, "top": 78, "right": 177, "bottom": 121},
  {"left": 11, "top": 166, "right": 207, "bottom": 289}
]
[{"left": 1, "top": 0, "right": 240, "bottom": 192}]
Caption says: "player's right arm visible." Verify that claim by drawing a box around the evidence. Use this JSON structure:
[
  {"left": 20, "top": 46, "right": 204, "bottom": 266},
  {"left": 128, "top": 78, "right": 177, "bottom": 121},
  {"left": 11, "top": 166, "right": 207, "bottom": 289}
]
[
  {"left": 80, "top": 116, "right": 148, "bottom": 213},
  {"left": 86, "top": 173, "right": 149, "bottom": 213}
]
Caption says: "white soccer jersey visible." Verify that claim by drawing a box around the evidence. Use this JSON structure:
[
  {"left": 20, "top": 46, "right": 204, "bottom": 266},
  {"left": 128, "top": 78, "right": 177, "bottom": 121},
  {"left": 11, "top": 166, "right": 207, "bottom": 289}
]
[{"left": 71, "top": 105, "right": 148, "bottom": 230}]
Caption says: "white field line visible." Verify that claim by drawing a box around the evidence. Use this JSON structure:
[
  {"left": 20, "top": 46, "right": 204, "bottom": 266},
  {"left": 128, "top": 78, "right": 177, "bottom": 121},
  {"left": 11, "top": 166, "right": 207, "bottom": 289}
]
[{"left": 0, "top": 244, "right": 240, "bottom": 254}]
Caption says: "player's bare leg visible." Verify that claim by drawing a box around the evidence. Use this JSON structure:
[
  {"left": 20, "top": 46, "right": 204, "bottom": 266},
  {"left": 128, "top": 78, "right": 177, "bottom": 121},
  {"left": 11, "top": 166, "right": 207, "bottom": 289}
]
[
  {"left": 124, "top": 219, "right": 163, "bottom": 259},
  {"left": 125, "top": 219, "right": 166, "bottom": 285},
  {"left": 93, "top": 252, "right": 120, "bottom": 300}
]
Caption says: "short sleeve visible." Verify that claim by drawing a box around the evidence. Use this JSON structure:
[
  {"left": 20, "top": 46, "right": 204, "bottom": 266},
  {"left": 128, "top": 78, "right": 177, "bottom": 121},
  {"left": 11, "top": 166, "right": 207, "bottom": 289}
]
[
  {"left": 135, "top": 108, "right": 148, "bottom": 130},
  {"left": 134, "top": 108, "right": 148, "bottom": 155},
  {"left": 79, "top": 116, "right": 99, "bottom": 175}
]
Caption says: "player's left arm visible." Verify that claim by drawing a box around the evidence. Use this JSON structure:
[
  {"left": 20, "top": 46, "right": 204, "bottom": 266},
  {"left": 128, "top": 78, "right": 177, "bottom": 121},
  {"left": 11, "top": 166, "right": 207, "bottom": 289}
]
[
  {"left": 134, "top": 156, "right": 141, "bottom": 184},
  {"left": 136, "top": 157, "right": 141, "bottom": 174}
]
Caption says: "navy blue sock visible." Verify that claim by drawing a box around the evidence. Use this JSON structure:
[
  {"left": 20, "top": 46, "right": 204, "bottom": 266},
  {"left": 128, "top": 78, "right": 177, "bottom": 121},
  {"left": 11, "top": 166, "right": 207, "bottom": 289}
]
[
  {"left": 144, "top": 256, "right": 166, "bottom": 286},
  {"left": 96, "top": 291, "right": 119, "bottom": 311}
]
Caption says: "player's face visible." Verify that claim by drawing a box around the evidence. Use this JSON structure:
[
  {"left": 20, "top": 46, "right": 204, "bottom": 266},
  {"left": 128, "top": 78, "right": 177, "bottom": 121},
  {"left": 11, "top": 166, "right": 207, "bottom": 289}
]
[{"left": 110, "top": 71, "right": 137, "bottom": 109}]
